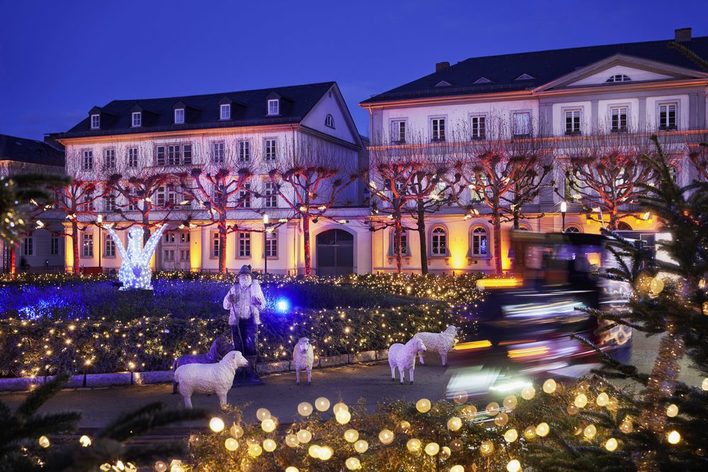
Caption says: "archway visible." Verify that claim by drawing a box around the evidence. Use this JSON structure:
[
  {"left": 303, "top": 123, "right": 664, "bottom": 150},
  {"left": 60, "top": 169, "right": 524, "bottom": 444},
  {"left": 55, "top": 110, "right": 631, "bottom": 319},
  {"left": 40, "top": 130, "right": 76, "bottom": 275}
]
[{"left": 316, "top": 229, "right": 354, "bottom": 276}]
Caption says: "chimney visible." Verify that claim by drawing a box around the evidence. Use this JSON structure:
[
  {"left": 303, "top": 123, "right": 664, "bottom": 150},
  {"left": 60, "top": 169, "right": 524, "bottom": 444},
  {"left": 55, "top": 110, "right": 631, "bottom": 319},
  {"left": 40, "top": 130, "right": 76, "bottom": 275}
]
[
  {"left": 674, "top": 27, "right": 692, "bottom": 42},
  {"left": 436, "top": 61, "right": 450, "bottom": 72}
]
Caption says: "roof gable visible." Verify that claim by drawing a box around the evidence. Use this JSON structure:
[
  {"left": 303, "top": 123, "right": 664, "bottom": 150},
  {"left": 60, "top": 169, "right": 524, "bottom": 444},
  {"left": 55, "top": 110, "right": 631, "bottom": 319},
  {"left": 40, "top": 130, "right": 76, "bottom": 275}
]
[{"left": 300, "top": 84, "right": 361, "bottom": 146}]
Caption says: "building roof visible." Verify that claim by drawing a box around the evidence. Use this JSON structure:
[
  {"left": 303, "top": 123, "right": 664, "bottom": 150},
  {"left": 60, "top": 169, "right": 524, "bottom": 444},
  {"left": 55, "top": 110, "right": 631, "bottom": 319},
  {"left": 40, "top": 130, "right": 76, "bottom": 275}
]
[
  {"left": 361, "top": 35, "right": 708, "bottom": 105},
  {"left": 55, "top": 82, "right": 337, "bottom": 139},
  {"left": 0, "top": 134, "right": 64, "bottom": 167}
]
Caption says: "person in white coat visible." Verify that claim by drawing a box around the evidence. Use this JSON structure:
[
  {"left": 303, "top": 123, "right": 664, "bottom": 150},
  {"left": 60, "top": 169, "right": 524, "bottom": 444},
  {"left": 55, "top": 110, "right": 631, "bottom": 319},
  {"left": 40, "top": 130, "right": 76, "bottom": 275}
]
[{"left": 223, "top": 264, "right": 266, "bottom": 385}]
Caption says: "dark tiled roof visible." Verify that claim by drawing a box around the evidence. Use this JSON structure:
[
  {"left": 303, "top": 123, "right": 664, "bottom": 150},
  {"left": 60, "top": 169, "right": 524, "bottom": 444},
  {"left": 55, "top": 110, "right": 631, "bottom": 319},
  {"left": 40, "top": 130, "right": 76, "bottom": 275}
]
[
  {"left": 56, "top": 82, "right": 336, "bottom": 139},
  {"left": 0, "top": 134, "right": 65, "bottom": 167},
  {"left": 362, "top": 36, "right": 708, "bottom": 104}
]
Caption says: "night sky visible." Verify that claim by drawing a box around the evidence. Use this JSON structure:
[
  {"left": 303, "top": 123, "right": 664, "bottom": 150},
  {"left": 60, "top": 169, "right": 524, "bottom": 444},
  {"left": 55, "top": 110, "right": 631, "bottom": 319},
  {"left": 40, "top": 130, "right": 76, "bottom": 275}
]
[{"left": 1, "top": 0, "right": 706, "bottom": 140}]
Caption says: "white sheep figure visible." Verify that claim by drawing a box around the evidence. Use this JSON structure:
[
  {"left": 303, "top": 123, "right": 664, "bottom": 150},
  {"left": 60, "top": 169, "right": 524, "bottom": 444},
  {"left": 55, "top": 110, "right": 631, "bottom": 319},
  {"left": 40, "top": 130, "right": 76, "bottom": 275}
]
[
  {"left": 414, "top": 325, "right": 458, "bottom": 367},
  {"left": 174, "top": 350, "right": 249, "bottom": 409},
  {"left": 388, "top": 337, "right": 426, "bottom": 384},
  {"left": 292, "top": 337, "right": 314, "bottom": 385}
]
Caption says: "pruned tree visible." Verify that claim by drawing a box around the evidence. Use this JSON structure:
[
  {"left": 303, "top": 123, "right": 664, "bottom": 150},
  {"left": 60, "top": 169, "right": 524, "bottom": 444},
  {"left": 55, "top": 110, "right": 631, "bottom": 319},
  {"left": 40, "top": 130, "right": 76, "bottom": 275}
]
[
  {"left": 688, "top": 142, "right": 707, "bottom": 181},
  {"left": 266, "top": 137, "right": 360, "bottom": 276}
]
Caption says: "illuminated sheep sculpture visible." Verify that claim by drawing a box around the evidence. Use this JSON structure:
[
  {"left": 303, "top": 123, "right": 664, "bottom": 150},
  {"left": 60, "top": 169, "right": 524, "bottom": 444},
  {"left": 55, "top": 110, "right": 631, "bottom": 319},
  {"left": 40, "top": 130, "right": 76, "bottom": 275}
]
[{"left": 105, "top": 224, "right": 169, "bottom": 290}]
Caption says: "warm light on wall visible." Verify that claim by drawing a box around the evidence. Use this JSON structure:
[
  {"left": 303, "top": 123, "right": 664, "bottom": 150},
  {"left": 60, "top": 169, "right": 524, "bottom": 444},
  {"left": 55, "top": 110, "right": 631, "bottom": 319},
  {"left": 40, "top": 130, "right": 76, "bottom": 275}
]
[
  {"left": 190, "top": 227, "right": 202, "bottom": 271},
  {"left": 476, "top": 278, "right": 522, "bottom": 290},
  {"left": 447, "top": 238, "right": 467, "bottom": 270}
]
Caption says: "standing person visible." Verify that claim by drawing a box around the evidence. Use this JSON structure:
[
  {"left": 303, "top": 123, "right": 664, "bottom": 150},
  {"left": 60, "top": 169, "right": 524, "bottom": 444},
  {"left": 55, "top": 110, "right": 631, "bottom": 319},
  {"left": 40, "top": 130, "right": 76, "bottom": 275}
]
[{"left": 223, "top": 264, "right": 265, "bottom": 385}]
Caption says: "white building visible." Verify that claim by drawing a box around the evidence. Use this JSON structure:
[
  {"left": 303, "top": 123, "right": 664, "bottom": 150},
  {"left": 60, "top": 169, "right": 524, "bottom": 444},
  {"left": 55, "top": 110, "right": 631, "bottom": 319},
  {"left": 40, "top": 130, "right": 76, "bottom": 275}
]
[
  {"left": 360, "top": 28, "right": 708, "bottom": 273},
  {"left": 54, "top": 82, "right": 371, "bottom": 275}
]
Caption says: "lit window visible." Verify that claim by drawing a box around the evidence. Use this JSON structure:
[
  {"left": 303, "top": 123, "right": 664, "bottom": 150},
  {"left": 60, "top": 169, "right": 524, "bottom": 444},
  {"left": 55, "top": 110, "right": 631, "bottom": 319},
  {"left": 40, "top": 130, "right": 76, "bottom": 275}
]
[
  {"left": 238, "top": 232, "right": 251, "bottom": 257},
  {"left": 174, "top": 108, "right": 185, "bottom": 124},
  {"left": 606, "top": 74, "right": 631, "bottom": 83},
  {"left": 82, "top": 233, "right": 94, "bottom": 258},
  {"left": 325, "top": 114, "right": 335, "bottom": 128},
  {"left": 471, "top": 227, "right": 488, "bottom": 256},
  {"left": 23, "top": 236, "right": 33, "bottom": 256},
  {"left": 104, "top": 148, "right": 116, "bottom": 169},
  {"left": 212, "top": 141, "right": 225, "bottom": 165},
  {"left": 390, "top": 120, "right": 406, "bottom": 144},
  {"left": 610, "top": 106, "right": 628, "bottom": 132},
  {"left": 238, "top": 141, "right": 250, "bottom": 162},
  {"left": 471, "top": 115, "right": 486, "bottom": 140},
  {"left": 267, "top": 99, "right": 280, "bottom": 116},
  {"left": 127, "top": 147, "right": 139, "bottom": 168},
  {"left": 220, "top": 103, "right": 231, "bottom": 120},
  {"left": 430, "top": 118, "right": 446, "bottom": 142},
  {"left": 431, "top": 227, "right": 447, "bottom": 256},
  {"left": 90, "top": 114, "right": 100, "bottom": 129},
  {"left": 658, "top": 103, "right": 677, "bottom": 130},
  {"left": 264, "top": 138, "right": 277, "bottom": 161},
  {"left": 82, "top": 149, "right": 94, "bottom": 171},
  {"left": 265, "top": 231, "right": 277, "bottom": 257},
  {"left": 564, "top": 109, "right": 582, "bottom": 135},
  {"left": 131, "top": 112, "right": 142, "bottom": 127},
  {"left": 512, "top": 112, "right": 531, "bottom": 137}
]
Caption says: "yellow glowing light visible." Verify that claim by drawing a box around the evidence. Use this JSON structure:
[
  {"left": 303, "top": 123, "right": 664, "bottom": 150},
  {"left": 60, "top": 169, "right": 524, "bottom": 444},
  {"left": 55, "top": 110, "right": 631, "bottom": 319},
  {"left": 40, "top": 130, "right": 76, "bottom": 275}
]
[
  {"left": 460, "top": 404, "right": 478, "bottom": 419},
  {"left": 263, "top": 438, "right": 277, "bottom": 452},
  {"left": 285, "top": 434, "right": 299, "bottom": 448},
  {"left": 567, "top": 404, "right": 579, "bottom": 415},
  {"left": 453, "top": 392, "right": 468, "bottom": 404},
  {"left": 504, "top": 429, "right": 519, "bottom": 443},
  {"left": 453, "top": 340, "right": 492, "bottom": 351},
  {"left": 333, "top": 402, "right": 349, "bottom": 414},
  {"left": 485, "top": 402, "right": 500, "bottom": 416},
  {"left": 297, "top": 402, "right": 313, "bottom": 416},
  {"left": 399, "top": 420, "right": 411, "bottom": 431},
  {"left": 503, "top": 395, "right": 518, "bottom": 410},
  {"left": 507, "top": 459, "right": 522, "bottom": 472},
  {"left": 285, "top": 468, "right": 299, "bottom": 472},
  {"left": 79, "top": 435, "right": 91, "bottom": 447},
  {"left": 521, "top": 386, "right": 536, "bottom": 400},
  {"left": 336, "top": 410, "right": 352, "bottom": 425},
  {"left": 667, "top": 430, "right": 681, "bottom": 444},
  {"left": 344, "top": 429, "right": 359, "bottom": 443},
  {"left": 574, "top": 393, "right": 588, "bottom": 408},
  {"left": 542, "top": 379, "right": 557, "bottom": 394},
  {"left": 450, "top": 466, "right": 465, "bottom": 472},
  {"left": 379, "top": 429, "right": 394, "bottom": 445},
  {"left": 416, "top": 398, "right": 432, "bottom": 413},
  {"left": 583, "top": 424, "right": 597, "bottom": 439},
  {"left": 666, "top": 404, "right": 679, "bottom": 417},
  {"left": 308, "top": 445, "right": 321, "bottom": 458},
  {"left": 424, "top": 442, "right": 440, "bottom": 456},
  {"left": 508, "top": 345, "right": 550, "bottom": 359},
  {"left": 494, "top": 412, "right": 509, "bottom": 427},
  {"left": 38, "top": 435, "right": 50, "bottom": 448},
  {"left": 476, "top": 278, "right": 522, "bottom": 290},
  {"left": 605, "top": 438, "right": 618, "bottom": 451},
  {"left": 479, "top": 440, "right": 494, "bottom": 456},
  {"left": 447, "top": 416, "right": 463, "bottom": 431},
  {"left": 407, "top": 438, "right": 422, "bottom": 452},
  {"left": 620, "top": 419, "right": 633, "bottom": 434},
  {"left": 345, "top": 457, "right": 361, "bottom": 470},
  {"left": 296, "top": 429, "right": 312, "bottom": 444},
  {"left": 354, "top": 439, "right": 369, "bottom": 453},
  {"left": 524, "top": 426, "right": 536, "bottom": 440},
  {"left": 209, "top": 417, "right": 225, "bottom": 433},
  {"left": 256, "top": 408, "right": 272, "bottom": 421},
  {"left": 224, "top": 438, "right": 239, "bottom": 451},
  {"left": 536, "top": 422, "right": 550, "bottom": 437},
  {"left": 596, "top": 392, "right": 610, "bottom": 407},
  {"left": 315, "top": 397, "right": 331, "bottom": 412},
  {"left": 703, "top": 378, "right": 708, "bottom": 391},
  {"left": 154, "top": 461, "right": 167, "bottom": 472},
  {"left": 261, "top": 418, "right": 277, "bottom": 433},
  {"left": 230, "top": 424, "right": 244, "bottom": 438}
]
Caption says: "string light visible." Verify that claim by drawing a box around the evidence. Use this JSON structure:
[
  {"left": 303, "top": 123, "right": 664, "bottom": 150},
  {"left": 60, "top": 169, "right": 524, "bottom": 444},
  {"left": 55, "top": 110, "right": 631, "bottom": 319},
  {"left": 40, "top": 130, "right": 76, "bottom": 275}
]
[
  {"left": 256, "top": 408, "right": 271, "bottom": 421},
  {"left": 535, "top": 422, "right": 550, "bottom": 437},
  {"left": 447, "top": 416, "right": 462, "bottom": 431},
  {"left": 667, "top": 430, "right": 681, "bottom": 444},
  {"left": 224, "top": 438, "right": 239, "bottom": 451},
  {"left": 344, "top": 429, "right": 359, "bottom": 443},
  {"left": 574, "top": 393, "right": 588, "bottom": 408},
  {"left": 416, "top": 398, "right": 432, "bottom": 413},
  {"left": 345, "top": 457, "right": 361, "bottom": 470},
  {"left": 297, "top": 402, "right": 313, "bottom": 416},
  {"left": 605, "top": 438, "right": 618, "bottom": 451},
  {"left": 315, "top": 397, "right": 331, "bottom": 412},
  {"left": 506, "top": 459, "right": 522, "bottom": 472},
  {"left": 666, "top": 404, "right": 679, "bottom": 417},
  {"left": 542, "top": 378, "right": 557, "bottom": 394},
  {"left": 407, "top": 438, "right": 422, "bottom": 453},
  {"left": 379, "top": 429, "right": 394, "bottom": 445},
  {"left": 424, "top": 442, "right": 440, "bottom": 456},
  {"left": 209, "top": 417, "right": 225, "bottom": 433},
  {"left": 354, "top": 440, "right": 368, "bottom": 453},
  {"left": 504, "top": 429, "right": 518, "bottom": 443},
  {"left": 521, "top": 386, "right": 536, "bottom": 400}
]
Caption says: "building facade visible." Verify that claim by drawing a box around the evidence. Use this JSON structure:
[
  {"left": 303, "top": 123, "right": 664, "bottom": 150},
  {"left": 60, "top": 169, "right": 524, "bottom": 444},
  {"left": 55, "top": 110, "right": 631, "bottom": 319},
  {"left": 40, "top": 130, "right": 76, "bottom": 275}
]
[
  {"left": 360, "top": 28, "right": 708, "bottom": 273},
  {"left": 54, "top": 82, "right": 372, "bottom": 275}
]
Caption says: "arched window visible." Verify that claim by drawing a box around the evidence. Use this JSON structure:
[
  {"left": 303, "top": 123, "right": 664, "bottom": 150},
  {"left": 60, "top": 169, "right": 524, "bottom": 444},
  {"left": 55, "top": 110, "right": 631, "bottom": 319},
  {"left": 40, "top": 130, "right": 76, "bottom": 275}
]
[
  {"left": 470, "top": 227, "right": 488, "bottom": 256},
  {"left": 388, "top": 229, "right": 409, "bottom": 256},
  {"left": 430, "top": 226, "right": 447, "bottom": 256},
  {"left": 564, "top": 226, "right": 581, "bottom": 233},
  {"left": 325, "top": 114, "right": 335, "bottom": 129},
  {"left": 617, "top": 221, "right": 633, "bottom": 231},
  {"left": 606, "top": 74, "right": 631, "bottom": 83}
]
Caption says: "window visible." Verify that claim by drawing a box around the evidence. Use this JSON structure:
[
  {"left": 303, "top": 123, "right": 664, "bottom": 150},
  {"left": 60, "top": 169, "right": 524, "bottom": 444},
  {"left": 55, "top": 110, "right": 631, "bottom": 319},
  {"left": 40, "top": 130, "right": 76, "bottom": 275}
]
[
  {"left": 104, "top": 192, "right": 116, "bottom": 211},
  {"left": 238, "top": 141, "right": 250, "bottom": 162},
  {"left": 267, "top": 99, "right": 280, "bottom": 116},
  {"left": 430, "top": 227, "right": 447, "bottom": 256},
  {"left": 220, "top": 103, "right": 231, "bottom": 120},
  {"left": 174, "top": 108, "right": 185, "bottom": 124},
  {"left": 127, "top": 189, "right": 137, "bottom": 211},
  {"left": 166, "top": 184, "right": 177, "bottom": 206},
  {"left": 157, "top": 184, "right": 177, "bottom": 207},
  {"left": 82, "top": 149, "right": 94, "bottom": 171},
  {"left": 389, "top": 230, "right": 409, "bottom": 256},
  {"left": 238, "top": 232, "right": 251, "bottom": 257},
  {"left": 211, "top": 232, "right": 220, "bottom": 258},
  {"left": 164, "top": 232, "right": 176, "bottom": 244},
  {"left": 82, "top": 233, "right": 93, "bottom": 258},
  {"left": 512, "top": 112, "right": 531, "bottom": 137},
  {"left": 167, "top": 145, "right": 181, "bottom": 166},
  {"left": 180, "top": 248, "right": 189, "bottom": 262},
  {"left": 131, "top": 112, "right": 142, "bottom": 127},
  {"left": 264, "top": 181, "right": 278, "bottom": 208},
  {"left": 183, "top": 144, "right": 192, "bottom": 165},
  {"left": 610, "top": 106, "right": 628, "bottom": 132},
  {"left": 469, "top": 175, "right": 488, "bottom": 201},
  {"left": 264, "top": 138, "right": 277, "bottom": 161},
  {"left": 212, "top": 141, "right": 225, "bottom": 165},
  {"left": 471, "top": 227, "right": 488, "bottom": 256},
  {"left": 325, "top": 114, "right": 335, "bottom": 128},
  {"left": 156, "top": 143, "right": 192, "bottom": 166},
  {"left": 265, "top": 231, "right": 277, "bottom": 257},
  {"left": 390, "top": 120, "right": 406, "bottom": 144},
  {"left": 104, "top": 235, "right": 116, "bottom": 257},
  {"left": 81, "top": 192, "right": 96, "bottom": 212},
  {"left": 430, "top": 117, "right": 446, "bottom": 142},
  {"left": 127, "top": 147, "right": 138, "bottom": 168},
  {"left": 164, "top": 249, "right": 175, "bottom": 262},
  {"left": 50, "top": 235, "right": 60, "bottom": 255},
  {"left": 471, "top": 115, "right": 486, "bottom": 140},
  {"left": 658, "top": 103, "right": 677, "bottom": 130},
  {"left": 90, "top": 114, "right": 100, "bottom": 130},
  {"left": 104, "top": 148, "right": 116, "bottom": 170},
  {"left": 239, "top": 183, "right": 251, "bottom": 208},
  {"left": 22, "top": 236, "right": 33, "bottom": 256},
  {"left": 606, "top": 74, "right": 631, "bottom": 83},
  {"left": 617, "top": 221, "right": 633, "bottom": 231},
  {"left": 564, "top": 109, "right": 582, "bottom": 135}
]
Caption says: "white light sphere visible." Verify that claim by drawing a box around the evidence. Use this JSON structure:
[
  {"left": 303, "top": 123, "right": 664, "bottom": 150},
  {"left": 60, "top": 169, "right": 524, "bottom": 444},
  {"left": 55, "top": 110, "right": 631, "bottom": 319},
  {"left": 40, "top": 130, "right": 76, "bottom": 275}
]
[
  {"left": 440, "top": 446, "right": 451, "bottom": 460},
  {"left": 79, "top": 435, "right": 92, "bottom": 447},
  {"left": 154, "top": 461, "right": 167, "bottom": 472},
  {"left": 702, "top": 377, "right": 708, "bottom": 391},
  {"left": 230, "top": 423, "right": 244, "bottom": 438},
  {"left": 285, "top": 468, "right": 299, "bottom": 472},
  {"left": 379, "top": 429, "right": 394, "bottom": 445},
  {"left": 543, "top": 379, "right": 557, "bottom": 394},
  {"left": 315, "top": 397, "right": 331, "bottom": 412},
  {"left": 256, "top": 408, "right": 272, "bottom": 421},
  {"left": 308, "top": 445, "right": 321, "bottom": 458},
  {"left": 296, "top": 429, "right": 312, "bottom": 444},
  {"left": 447, "top": 416, "right": 463, "bottom": 432},
  {"left": 504, "top": 429, "right": 519, "bottom": 443},
  {"left": 38, "top": 435, "right": 50, "bottom": 448},
  {"left": 407, "top": 438, "right": 422, "bottom": 452},
  {"left": 485, "top": 402, "right": 500, "bottom": 416},
  {"left": 354, "top": 439, "right": 368, "bottom": 453},
  {"left": 336, "top": 410, "right": 352, "bottom": 425},
  {"left": 263, "top": 438, "right": 277, "bottom": 452},
  {"left": 521, "top": 386, "right": 536, "bottom": 400},
  {"left": 261, "top": 418, "right": 277, "bottom": 433},
  {"left": 297, "top": 402, "right": 314, "bottom": 417},
  {"left": 535, "top": 422, "right": 550, "bottom": 437},
  {"left": 344, "top": 429, "right": 359, "bottom": 443},
  {"left": 596, "top": 392, "right": 610, "bottom": 407},
  {"left": 247, "top": 443, "right": 263, "bottom": 458},
  {"left": 574, "top": 393, "right": 588, "bottom": 408},
  {"left": 507, "top": 459, "right": 522, "bottom": 472},
  {"left": 416, "top": 398, "right": 432, "bottom": 413},
  {"left": 224, "top": 438, "right": 239, "bottom": 451},
  {"left": 345, "top": 457, "right": 361, "bottom": 470},
  {"left": 424, "top": 442, "right": 440, "bottom": 456},
  {"left": 503, "top": 395, "right": 518, "bottom": 410},
  {"left": 318, "top": 446, "right": 333, "bottom": 461},
  {"left": 285, "top": 434, "right": 299, "bottom": 448},
  {"left": 333, "top": 402, "right": 349, "bottom": 414},
  {"left": 667, "top": 430, "right": 681, "bottom": 445},
  {"left": 605, "top": 437, "right": 618, "bottom": 451},
  {"left": 209, "top": 417, "right": 225, "bottom": 433},
  {"left": 666, "top": 404, "right": 679, "bottom": 417},
  {"left": 450, "top": 466, "right": 465, "bottom": 472},
  {"left": 583, "top": 424, "right": 597, "bottom": 439}
]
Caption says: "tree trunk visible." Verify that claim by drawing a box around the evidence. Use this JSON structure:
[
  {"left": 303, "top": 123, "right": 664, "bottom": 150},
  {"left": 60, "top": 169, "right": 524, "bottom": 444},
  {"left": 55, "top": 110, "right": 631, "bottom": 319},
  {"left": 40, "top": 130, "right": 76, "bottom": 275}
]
[
  {"left": 218, "top": 225, "right": 227, "bottom": 274},
  {"left": 393, "top": 221, "right": 403, "bottom": 274},
  {"left": 302, "top": 215, "right": 311, "bottom": 275},
  {"left": 513, "top": 208, "right": 520, "bottom": 230},
  {"left": 142, "top": 214, "right": 151, "bottom": 245},
  {"left": 9, "top": 245, "right": 16, "bottom": 276},
  {"left": 72, "top": 221, "right": 79, "bottom": 274},
  {"left": 608, "top": 209, "right": 618, "bottom": 231},
  {"left": 492, "top": 198, "right": 503, "bottom": 274},
  {"left": 417, "top": 201, "right": 428, "bottom": 275}
]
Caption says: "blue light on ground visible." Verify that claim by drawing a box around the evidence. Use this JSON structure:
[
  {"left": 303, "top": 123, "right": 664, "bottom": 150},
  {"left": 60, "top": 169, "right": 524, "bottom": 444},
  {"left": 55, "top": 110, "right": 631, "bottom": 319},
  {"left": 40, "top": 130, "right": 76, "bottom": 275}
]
[{"left": 275, "top": 298, "right": 290, "bottom": 314}]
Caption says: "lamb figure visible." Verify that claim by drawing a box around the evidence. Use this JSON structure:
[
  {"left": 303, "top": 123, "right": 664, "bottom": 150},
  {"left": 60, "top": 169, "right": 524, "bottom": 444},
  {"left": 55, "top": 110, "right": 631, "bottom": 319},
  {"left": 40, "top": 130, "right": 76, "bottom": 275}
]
[
  {"left": 388, "top": 337, "right": 426, "bottom": 384},
  {"left": 413, "top": 325, "right": 458, "bottom": 367},
  {"left": 172, "top": 336, "right": 233, "bottom": 393},
  {"left": 292, "top": 337, "right": 314, "bottom": 385},
  {"left": 174, "top": 350, "right": 249, "bottom": 409}
]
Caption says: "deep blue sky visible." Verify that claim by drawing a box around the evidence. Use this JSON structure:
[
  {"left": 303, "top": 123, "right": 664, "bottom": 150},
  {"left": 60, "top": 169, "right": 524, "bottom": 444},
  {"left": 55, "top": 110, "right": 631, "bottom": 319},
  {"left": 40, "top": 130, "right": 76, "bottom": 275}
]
[{"left": 1, "top": 0, "right": 706, "bottom": 140}]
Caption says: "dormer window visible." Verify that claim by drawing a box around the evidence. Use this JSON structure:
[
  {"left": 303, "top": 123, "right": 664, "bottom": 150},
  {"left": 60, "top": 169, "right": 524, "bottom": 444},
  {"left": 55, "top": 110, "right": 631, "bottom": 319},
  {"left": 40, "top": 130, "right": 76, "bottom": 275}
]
[
  {"left": 131, "top": 112, "right": 142, "bottom": 127},
  {"left": 90, "top": 114, "right": 100, "bottom": 130},
  {"left": 220, "top": 103, "right": 231, "bottom": 120},
  {"left": 325, "top": 114, "right": 335, "bottom": 129},
  {"left": 174, "top": 108, "right": 185, "bottom": 124},
  {"left": 606, "top": 74, "right": 631, "bottom": 83},
  {"left": 267, "top": 99, "right": 280, "bottom": 116}
]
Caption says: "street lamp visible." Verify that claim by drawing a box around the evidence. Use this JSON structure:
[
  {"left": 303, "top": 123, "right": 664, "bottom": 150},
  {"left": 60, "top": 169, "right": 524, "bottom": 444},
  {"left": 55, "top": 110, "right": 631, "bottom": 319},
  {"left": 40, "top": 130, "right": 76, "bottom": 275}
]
[
  {"left": 263, "top": 213, "right": 269, "bottom": 275},
  {"left": 560, "top": 201, "right": 568, "bottom": 232}
]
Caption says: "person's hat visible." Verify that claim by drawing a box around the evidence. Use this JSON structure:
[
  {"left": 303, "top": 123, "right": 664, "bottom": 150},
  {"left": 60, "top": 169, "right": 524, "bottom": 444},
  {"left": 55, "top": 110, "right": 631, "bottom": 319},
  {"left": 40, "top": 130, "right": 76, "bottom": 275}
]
[{"left": 238, "top": 264, "right": 252, "bottom": 276}]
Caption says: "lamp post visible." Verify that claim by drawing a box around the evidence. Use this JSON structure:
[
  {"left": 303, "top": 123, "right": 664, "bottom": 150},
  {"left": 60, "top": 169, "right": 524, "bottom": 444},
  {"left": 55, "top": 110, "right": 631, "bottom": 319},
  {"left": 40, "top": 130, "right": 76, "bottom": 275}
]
[
  {"left": 263, "top": 213, "right": 269, "bottom": 275},
  {"left": 560, "top": 201, "right": 567, "bottom": 233}
]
